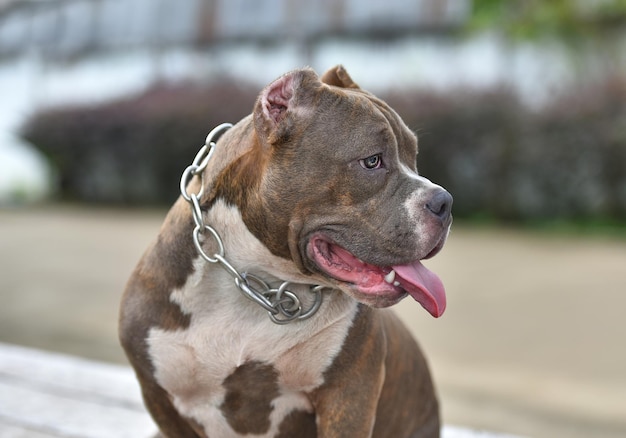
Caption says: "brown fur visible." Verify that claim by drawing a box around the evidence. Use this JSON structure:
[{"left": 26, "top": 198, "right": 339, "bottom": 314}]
[
  {"left": 220, "top": 362, "right": 280, "bottom": 434},
  {"left": 120, "top": 65, "right": 445, "bottom": 438}
]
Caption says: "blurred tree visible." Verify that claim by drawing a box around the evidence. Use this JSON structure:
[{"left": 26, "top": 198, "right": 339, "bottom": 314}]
[
  {"left": 470, "top": 0, "right": 626, "bottom": 40},
  {"left": 468, "top": 0, "right": 626, "bottom": 101}
]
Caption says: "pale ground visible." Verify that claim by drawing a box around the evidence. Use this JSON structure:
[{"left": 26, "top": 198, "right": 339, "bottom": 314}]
[{"left": 0, "top": 206, "right": 624, "bottom": 438}]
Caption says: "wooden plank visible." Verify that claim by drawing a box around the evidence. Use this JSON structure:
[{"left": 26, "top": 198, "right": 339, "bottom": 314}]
[
  {"left": 0, "top": 343, "right": 156, "bottom": 438},
  {"left": 0, "top": 343, "right": 520, "bottom": 437}
]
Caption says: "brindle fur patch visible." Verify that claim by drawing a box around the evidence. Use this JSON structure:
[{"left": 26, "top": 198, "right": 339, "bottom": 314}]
[
  {"left": 119, "top": 197, "right": 198, "bottom": 437},
  {"left": 276, "top": 409, "right": 317, "bottom": 438},
  {"left": 220, "top": 361, "right": 280, "bottom": 435}
]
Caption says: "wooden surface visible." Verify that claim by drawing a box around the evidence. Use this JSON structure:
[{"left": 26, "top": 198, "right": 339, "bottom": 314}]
[
  {"left": 0, "top": 342, "right": 156, "bottom": 438},
  {"left": 0, "top": 342, "right": 519, "bottom": 437}
]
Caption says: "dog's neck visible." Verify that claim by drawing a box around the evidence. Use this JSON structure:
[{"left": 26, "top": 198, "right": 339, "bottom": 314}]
[
  {"left": 168, "top": 200, "right": 358, "bottom": 334},
  {"left": 178, "top": 122, "right": 333, "bottom": 324},
  {"left": 196, "top": 199, "right": 340, "bottom": 324}
]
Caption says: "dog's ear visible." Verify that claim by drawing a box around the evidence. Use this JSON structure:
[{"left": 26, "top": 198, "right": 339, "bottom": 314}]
[
  {"left": 254, "top": 68, "right": 320, "bottom": 144},
  {"left": 321, "top": 65, "right": 360, "bottom": 89}
]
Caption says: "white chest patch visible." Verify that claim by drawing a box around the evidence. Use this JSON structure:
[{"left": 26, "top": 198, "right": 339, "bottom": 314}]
[{"left": 147, "top": 204, "right": 358, "bottom": 437}]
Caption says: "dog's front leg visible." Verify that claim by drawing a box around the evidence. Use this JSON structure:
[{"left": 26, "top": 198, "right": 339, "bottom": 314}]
[
  {"left": 312, "top": 365, "right": 384, "bottom": 437},
  {"left": 310, "top": 306, "right": 386, "bottom": 437}
]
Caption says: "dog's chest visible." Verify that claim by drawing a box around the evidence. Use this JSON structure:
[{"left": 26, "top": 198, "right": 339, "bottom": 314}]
[{"left": 146, "top": 264, "right": 357, "bottom": 437}]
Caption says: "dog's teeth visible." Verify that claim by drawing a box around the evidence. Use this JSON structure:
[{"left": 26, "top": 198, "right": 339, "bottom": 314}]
[
  {"left": 384, "top": 269, "right": 396, "bottom": 284},
  {"left": 393, "top": 281, "right": 400, "bottom": 287}
]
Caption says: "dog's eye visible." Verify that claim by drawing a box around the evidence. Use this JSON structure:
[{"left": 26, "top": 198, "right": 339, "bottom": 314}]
[{"left": 360, "top": 154, "right": 383, "bottom": 170}]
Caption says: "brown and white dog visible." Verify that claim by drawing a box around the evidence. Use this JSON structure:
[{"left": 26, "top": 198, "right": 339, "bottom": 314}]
[{"left": 120, "top": 65, "right": 452, "bottom": 438}]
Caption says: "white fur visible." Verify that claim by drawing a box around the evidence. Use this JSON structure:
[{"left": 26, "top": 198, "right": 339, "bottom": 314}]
[
  {"left": 399, "top": 163, "right": 448, "bottom": 254},
  {"left": 147, "top": 201, "right": 358, "bottom": 437}
]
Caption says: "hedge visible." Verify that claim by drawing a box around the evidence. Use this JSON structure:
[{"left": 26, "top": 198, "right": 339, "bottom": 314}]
[
  {"left": 21, "top": 81, "right": 258, "bottom": 204},
  {"left": 21, "top": 77, "right": 626, "bottom": 221},
  {"left": 393, "top": 79, "right": 626, "bottom": 220}
]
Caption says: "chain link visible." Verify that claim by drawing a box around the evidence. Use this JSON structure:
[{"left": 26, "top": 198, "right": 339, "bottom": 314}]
[{"left": 179, "top": 123, "right": 327, "bottom": 324}]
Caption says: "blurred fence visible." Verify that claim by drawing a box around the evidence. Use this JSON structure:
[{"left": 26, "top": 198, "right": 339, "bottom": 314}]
[{"left": 20, "top": 76, "right": 626, "bottom": 221}]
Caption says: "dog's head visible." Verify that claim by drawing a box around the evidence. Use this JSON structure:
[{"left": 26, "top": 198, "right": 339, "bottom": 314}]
[{"left": 211, "top": 66, "right": 452, "bottom": 317}]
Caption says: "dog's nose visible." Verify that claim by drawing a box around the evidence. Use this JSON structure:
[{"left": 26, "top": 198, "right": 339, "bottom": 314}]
[{"left": 426, "top": 189, "right": 453, "bottom": 222}]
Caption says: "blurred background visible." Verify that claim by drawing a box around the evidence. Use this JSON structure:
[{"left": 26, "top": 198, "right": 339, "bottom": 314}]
[{"left": 1, "top": 0, "right": 625, "bottom": 437}]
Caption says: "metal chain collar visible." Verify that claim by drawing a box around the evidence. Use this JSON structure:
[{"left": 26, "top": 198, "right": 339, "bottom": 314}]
[{"left": 179, "top": 123, "right": 327, "bottom": 324}]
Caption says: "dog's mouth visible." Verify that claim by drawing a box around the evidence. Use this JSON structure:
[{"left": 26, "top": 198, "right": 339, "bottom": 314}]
[{"left": 308, "top": 235, "right": 446, "bottom": 317}]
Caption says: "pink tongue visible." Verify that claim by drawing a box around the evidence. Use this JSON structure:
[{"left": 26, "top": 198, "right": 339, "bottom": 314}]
[{"left": 393, "top": 261, "right": 446, "bottom": 318}]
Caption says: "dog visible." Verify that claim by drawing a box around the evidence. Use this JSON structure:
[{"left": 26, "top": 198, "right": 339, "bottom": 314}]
[{"left": 120, "top": 65, "right": 452, "bottom": 438}]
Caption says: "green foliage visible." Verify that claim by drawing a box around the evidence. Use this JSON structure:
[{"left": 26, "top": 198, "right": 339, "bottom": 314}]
[{"left": 470, "top": 0, "right": 626, "bottom": 40}]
